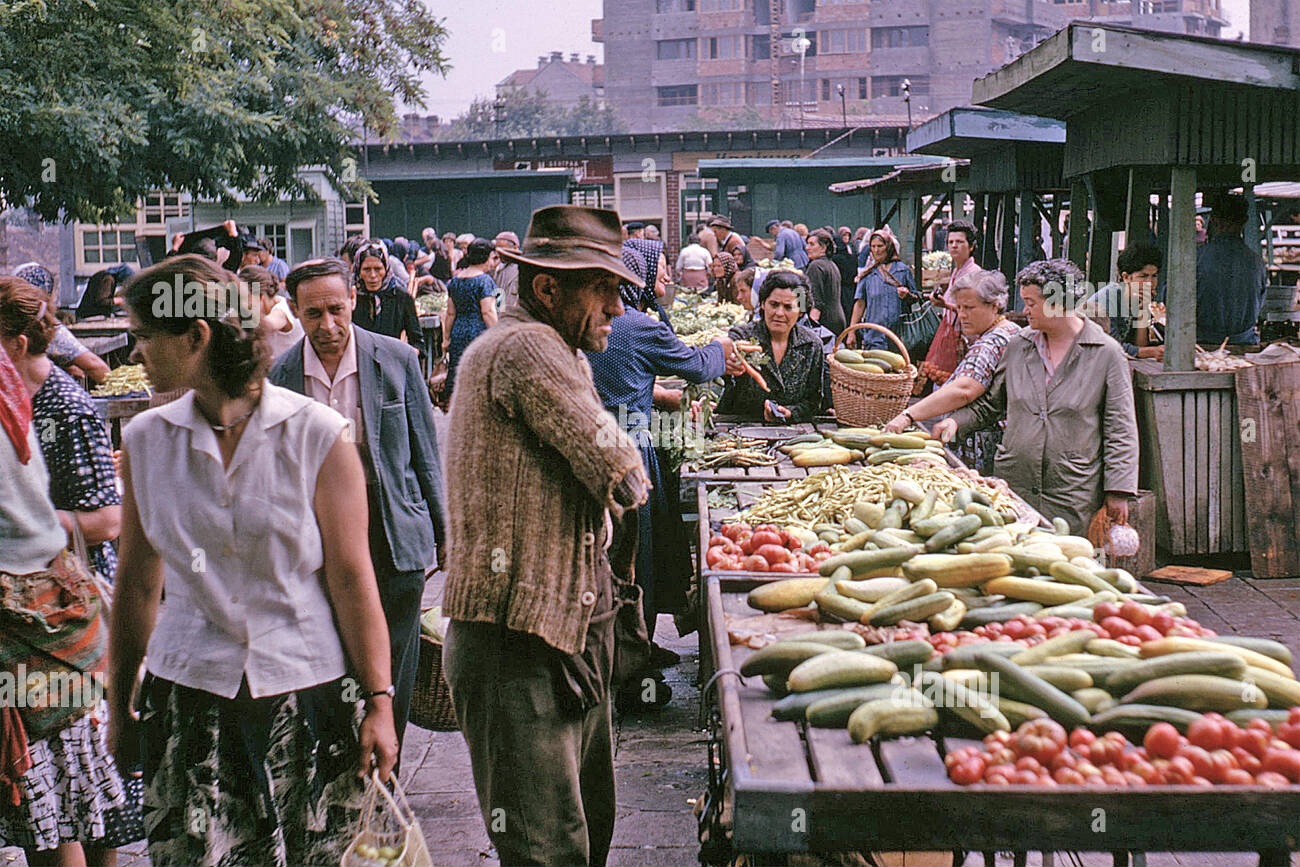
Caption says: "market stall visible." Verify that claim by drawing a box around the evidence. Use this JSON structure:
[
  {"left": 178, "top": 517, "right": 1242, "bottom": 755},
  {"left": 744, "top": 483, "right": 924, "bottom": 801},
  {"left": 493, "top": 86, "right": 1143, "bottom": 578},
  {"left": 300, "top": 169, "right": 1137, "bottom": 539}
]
[
  {"left": 692, "top": 439, "right": 1300, "bottom": 864},
  {"left": 972, "top": 22, "right": 1300, "bottom": 562}
]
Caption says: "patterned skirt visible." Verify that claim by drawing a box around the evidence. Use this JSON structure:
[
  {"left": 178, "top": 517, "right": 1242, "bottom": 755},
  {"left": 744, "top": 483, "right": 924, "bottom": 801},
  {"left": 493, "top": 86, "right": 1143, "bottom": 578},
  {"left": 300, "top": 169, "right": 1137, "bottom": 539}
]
[
  {"left": 0, "top": 700, "right": 132, "bottom": 851},
  {"left": 138, "top": 675, "right": 366, "bottom": 867}
]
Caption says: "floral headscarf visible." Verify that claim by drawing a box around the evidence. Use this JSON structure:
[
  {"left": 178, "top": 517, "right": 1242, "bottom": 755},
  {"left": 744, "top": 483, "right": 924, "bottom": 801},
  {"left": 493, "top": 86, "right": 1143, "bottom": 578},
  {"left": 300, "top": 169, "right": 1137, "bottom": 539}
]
[
  {"left": 0, "top": 343, "right": 32, "bottom": 463},
  {"left": 868, "top": 226, "right": 902, "bottom": 262},
  {"left": 620, "top": 238, "right": 663, "bottom": 312},
  {"left": 714, "top": 251, "right": 738, "bottom": 283},
  {"left": 14, "top": 263, "right": 53, "bottom": 296}
]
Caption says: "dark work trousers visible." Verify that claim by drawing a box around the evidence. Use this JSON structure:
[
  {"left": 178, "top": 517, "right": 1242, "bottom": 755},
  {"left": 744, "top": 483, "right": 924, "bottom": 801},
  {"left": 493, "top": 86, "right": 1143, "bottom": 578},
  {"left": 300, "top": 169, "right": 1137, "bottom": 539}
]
[
  {"left": 443, "top": 574, "right": 617, "bottom": 866},
  {"left": 376, "top": 563, "right": 424, "bottom": 763}
]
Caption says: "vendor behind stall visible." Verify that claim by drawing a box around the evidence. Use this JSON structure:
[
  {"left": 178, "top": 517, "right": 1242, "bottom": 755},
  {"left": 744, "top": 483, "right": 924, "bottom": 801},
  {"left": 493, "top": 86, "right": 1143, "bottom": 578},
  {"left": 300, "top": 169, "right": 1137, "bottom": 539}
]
[
  {"left": 1196, "top": 193, "right": 1267, "bottom": 346},
  {"left": 882, "top": 268, "right": 1020, "bottom": 477},
  {"left": 934, "top": 259, "right": 1139, "bottom": 534},
  {"left": 717, "top": 270, "right": 826, "bottom": 424},
  {"left": 1079, "top": 243, "right": 1165, "bottom": 361}
]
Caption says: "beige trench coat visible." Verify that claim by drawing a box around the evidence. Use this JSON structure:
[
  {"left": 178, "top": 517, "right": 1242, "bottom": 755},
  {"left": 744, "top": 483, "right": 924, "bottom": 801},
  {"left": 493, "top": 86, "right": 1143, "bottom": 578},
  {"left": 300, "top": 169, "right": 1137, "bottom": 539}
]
[{"left": 950, "top": 316, "right": 1139, "bottom": 534}]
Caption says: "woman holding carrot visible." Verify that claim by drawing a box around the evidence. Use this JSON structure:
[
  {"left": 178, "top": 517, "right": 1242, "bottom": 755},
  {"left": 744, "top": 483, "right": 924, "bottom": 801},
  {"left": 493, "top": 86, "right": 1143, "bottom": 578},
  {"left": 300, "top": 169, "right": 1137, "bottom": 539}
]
[{"left": 717, "top": 270, "right": 826, "bottom": 423}]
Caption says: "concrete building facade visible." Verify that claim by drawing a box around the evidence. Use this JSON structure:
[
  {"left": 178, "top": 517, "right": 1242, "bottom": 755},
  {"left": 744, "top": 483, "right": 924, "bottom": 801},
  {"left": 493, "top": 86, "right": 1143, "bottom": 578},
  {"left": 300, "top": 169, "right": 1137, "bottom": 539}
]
[
  {"left": 594, "top": 0, "right": 1230, "bottom": 132},
  {"left": 1252, "top": 0, "right": 1300, "bottom": 45}
]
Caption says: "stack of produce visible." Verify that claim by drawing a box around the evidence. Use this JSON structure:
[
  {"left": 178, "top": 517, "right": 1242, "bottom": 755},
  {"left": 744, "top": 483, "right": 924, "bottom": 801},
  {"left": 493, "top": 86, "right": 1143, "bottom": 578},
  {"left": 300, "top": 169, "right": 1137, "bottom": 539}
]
[
  {"left": 1195, "top": 339, "right": 1252, "bottom": 371},
  {"left": 688, "top": 433, "right": 778, "bottom": 470},
  {"left": 774, "top": 428, "right": 946, "bottom": 468},
  {"left": 946, "top": 713, "right": 1300, "bottom": 787},
  {"left": 91, "top": 364, "right": 151, "bottom": 397},
  {"left": 831, "top": 348, "right": 910, "bottom": 376},
  {"left": 656, "top": 296, "right": 749, "bottom": 347},
  {"left": 414, "top": 293, "right": 446, "bottom": 316}
]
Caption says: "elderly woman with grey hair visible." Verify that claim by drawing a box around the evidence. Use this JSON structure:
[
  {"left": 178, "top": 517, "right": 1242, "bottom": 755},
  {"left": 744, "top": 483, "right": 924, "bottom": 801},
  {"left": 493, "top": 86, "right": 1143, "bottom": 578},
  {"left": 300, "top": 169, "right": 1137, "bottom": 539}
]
[
  {"left": 884, "top": 268, "right": 1020, "bottom": 476},
  {"left": 933, "top": 259, "right": 1139, "bottom": 533}
]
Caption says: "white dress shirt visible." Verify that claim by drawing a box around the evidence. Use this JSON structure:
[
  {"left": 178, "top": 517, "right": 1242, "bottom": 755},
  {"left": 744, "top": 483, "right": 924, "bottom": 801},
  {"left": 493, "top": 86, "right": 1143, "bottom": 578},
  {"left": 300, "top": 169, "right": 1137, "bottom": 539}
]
[
  {"left": 303, "top": 330, "right": 363, "bottom": 445},
  {"left": 122, "top": 384, "right": 350, "bottom": 698}
]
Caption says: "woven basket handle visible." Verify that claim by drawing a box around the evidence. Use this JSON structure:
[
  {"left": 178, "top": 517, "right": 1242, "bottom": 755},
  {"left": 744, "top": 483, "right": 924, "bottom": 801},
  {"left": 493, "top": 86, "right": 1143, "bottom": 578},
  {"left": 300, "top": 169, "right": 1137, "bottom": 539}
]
[
  {"left": 370, "top": 770, "right": 416, "bottom": 832},
  {"left": 833, "top": 322, "right": 912, "bottom": 368}
]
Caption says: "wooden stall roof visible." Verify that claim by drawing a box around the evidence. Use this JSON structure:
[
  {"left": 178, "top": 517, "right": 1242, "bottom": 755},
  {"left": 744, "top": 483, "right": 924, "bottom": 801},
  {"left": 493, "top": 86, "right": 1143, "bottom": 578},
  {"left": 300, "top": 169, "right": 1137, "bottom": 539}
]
[
  {"left": 971, "top": 23, "right": 1300, "bottom": 183},
  {"left": 974, "top": 23, "right": 1300, "bottom": 119},
  {"left": 907, "top": 107, "right": 1065, "bottom": 158},
  {"left": 827, "top": 160, "right": 970, "bottom": 197},
  {"left": 697, "top": 154, "right": 946, "bottom": 179}
]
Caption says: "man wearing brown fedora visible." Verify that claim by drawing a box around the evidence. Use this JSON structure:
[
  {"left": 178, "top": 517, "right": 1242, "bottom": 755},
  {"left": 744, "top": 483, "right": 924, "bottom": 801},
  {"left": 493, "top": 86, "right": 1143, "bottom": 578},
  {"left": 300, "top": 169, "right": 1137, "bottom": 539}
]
[{"left": 441, "top": 205, "right": 650, "bottom": 866}]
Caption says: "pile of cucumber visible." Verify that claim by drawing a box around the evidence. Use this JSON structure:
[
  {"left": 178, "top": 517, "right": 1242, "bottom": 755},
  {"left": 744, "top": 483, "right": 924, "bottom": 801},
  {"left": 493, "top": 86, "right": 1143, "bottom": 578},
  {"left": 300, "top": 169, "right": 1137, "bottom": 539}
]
[
  {"left": 832, "top": 348, "right": 910, "bottom": 375},
  {"left": 776, "top": 429, "right": 947, "bottom": 468}
]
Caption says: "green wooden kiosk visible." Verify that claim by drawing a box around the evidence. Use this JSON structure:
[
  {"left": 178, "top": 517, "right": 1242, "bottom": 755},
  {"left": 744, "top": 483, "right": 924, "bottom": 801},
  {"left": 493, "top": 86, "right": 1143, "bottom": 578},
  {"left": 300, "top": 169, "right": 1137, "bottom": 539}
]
[{"left": 972, "top": 22, "right": 1300, "bottom": 560}]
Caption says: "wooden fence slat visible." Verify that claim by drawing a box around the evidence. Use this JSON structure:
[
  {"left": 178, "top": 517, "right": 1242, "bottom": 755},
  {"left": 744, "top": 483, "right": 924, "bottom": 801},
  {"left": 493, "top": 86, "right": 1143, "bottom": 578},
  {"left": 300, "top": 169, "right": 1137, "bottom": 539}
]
[
  {"left": 1183, "top": 391, "right": 1197, "bottom": 552},
  {"left": 1207, "top": 390, "right": 1222, "bottom": 550},
  {"left": 1197, "top": 390, "right": 1210, "bottom": 553},
  {"left": 804, "top": 726, "right": 885, "bottom": 789},
  {"left": 1236, "top": 363, "right": 1300, "bottom": 577}
]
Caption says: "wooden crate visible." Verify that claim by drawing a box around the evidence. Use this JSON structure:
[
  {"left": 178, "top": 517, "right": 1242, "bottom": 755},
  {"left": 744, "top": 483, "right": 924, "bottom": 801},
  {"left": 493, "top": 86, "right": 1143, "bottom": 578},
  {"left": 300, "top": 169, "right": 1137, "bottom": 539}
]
[
  {"left": 1235, "top": 361, "right": 1300, "bottom": 578},
  {"left": 705, "top": 575, "right": 1300, "bottom": 858},
  {"left": 1107, "top": 488, "right": 1157, "bottom": 579},
  {"left": 1132, "top": 363, "right": 1248, "bottom": 557}
]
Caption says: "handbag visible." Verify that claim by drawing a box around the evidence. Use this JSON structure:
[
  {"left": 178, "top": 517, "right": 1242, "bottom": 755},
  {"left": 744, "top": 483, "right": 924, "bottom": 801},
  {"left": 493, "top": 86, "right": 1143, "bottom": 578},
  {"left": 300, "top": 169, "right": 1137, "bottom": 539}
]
[
  {"left": 922, "top": 307, "right": 963, "bottom": 386},
  {"left": 897, "top": 295, "right": 941, "bottom": 360},
  {"left": 426, "top": 354, "right": 449, "bottom": 411},
  {"left": 341, "top": 771, "right": 433, "bottom": 867}
]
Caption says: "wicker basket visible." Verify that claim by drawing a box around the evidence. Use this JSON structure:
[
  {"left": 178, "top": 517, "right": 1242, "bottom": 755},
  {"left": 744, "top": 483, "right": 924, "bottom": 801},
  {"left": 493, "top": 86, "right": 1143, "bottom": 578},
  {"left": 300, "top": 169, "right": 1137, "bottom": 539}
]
[
  {"left": 409, "top": 632, "right": 459, "bottom": 732},
  {"left": 828, "top": 322, "right": 917, "bottom": 427}
]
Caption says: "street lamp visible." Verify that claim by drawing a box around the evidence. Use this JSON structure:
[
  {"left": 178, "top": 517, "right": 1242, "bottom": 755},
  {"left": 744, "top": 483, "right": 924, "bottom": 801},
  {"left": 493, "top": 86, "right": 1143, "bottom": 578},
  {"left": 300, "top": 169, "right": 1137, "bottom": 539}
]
[
  {"left": 836, "top": 83, "right": 847, "bottom": 128},
  {"left": 902, "top": 78, "right": 913, "bottom": 131},
  {"left": 793, "top": 32, "right": 811, "bottom": 130}
]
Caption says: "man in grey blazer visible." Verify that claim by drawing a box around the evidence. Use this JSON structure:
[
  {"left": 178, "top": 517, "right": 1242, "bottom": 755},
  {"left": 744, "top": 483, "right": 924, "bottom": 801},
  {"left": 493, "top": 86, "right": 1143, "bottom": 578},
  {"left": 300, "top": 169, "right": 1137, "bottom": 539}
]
[{"left": 270, "top": 258, "right": 446, "bottom": 752}]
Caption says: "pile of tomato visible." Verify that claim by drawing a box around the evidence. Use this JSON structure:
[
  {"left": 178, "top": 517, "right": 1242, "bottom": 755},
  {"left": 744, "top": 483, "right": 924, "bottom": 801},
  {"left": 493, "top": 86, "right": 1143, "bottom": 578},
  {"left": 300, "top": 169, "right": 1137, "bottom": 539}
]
[
  {"left": 704, "top": 522, "right": 831, "bottom": 573},
  {"left": 945, "top": 712, "right": 1300, "bottom": 787},
  {"left": 927, "top": 605, "right": 1215, "bottom": 653}
]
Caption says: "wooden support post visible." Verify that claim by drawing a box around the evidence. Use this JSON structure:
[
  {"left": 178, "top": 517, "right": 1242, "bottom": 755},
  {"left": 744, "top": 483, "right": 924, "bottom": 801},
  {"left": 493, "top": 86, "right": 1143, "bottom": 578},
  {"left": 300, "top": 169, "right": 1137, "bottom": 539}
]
[
  {"left": 1067, "top": 179, "right": 1089, "bottom": 271},
  {"left": 1244, "top": 184, "right": 1260, "bottom": 251},
  {"left": 973, "top": 194, "right": 989, "bottom": 269},
  {"left": 1086, "top": 173, "right": 1113, "bottom": 286},
  {"left": 1018, "top": 189, "right": 1035, "bottom": 269},
  {"left": 1126, "top": 168, "right": 1150, "bottom": 247},
  {"left": 1166, "top": 165, "right": 1197, "bottom": 372},
  {"left": 913, "top": 193, "right": 924, "bottom": 279},
  {"left": 1000, "top": 193, "right": 1018, "bottom": 284},
  {"left": 873, "top": 196, "right": 882, "bottom": 230}
]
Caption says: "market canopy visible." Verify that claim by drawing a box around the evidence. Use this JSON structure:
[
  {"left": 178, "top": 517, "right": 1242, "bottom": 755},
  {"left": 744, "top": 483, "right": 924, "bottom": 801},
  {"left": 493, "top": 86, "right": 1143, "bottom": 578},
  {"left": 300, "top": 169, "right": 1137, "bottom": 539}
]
[
  {"left": 827, "top": 160, "right": 970, "bottom": 197},
  {"left": 908, "top": 107, "right": 1066, "bottom": 194},
  {"left": 972, "top": 22, "right": 1300, "bottom": 184}
]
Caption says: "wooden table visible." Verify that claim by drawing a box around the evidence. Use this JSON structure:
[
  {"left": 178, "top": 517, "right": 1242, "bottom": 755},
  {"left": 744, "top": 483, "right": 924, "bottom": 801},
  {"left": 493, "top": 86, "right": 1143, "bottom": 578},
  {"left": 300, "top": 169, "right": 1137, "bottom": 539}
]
[
  {"left": 700, "top": 574, "right": 1300, "bottom": 862},
  {"left": 67, "top": 318, "right": 131, "bottom": 338},
  {"left": 91, "top": 395, "right": 152, "bottom": 447}
]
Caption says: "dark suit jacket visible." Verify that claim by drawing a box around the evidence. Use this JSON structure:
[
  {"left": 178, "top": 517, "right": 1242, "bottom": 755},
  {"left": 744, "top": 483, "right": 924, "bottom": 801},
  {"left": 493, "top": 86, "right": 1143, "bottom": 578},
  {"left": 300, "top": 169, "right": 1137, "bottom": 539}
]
[{"left": 269, "top": 327, "right": 446, "bottom": 574}]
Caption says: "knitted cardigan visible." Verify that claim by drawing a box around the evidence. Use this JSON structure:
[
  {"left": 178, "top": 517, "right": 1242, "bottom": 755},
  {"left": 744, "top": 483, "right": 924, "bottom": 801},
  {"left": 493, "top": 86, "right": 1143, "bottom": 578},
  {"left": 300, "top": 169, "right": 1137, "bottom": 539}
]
[{"left": 442, "top": 306, "right": 643, "bottom": 655}]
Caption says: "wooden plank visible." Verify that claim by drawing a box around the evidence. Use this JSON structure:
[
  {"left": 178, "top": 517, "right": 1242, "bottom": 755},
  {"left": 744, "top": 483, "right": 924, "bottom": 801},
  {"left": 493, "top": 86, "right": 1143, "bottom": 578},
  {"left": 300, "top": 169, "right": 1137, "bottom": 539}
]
[
  {"left": 1146, "top": 565, "right": 1234, "bottom": 587},
  {"left": 1232, "top": 390, "right": 1249, "bottom": 552},
  {"left": 1236, "top": 362, "right": 1300, "bottom": 577},
  {"left": 876, "top": 737, "right": 951, "bottom": 787},
  {"left": 1196, "top": 390, "right": 1209, "bottom": 553},
  {"left": 1182, "top": 392, "right": 1197, "bottom": 554},
  {"left": 804, "top": 726, "right": 886, "bottom": 789},
  {"left": 1129, "top": 363, "right": 1235, "bottom": 394},
  {"left": 1207, "top": 391, "right": 1221, "bottom": 550},
  {"left": 1166, "top": 165, "right": 1198, "bottom": 372}
]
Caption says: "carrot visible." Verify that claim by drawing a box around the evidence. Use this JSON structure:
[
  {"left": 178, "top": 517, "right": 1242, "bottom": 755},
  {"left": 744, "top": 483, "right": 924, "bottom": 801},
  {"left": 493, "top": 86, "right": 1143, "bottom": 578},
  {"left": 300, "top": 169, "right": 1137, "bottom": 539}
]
[{"left": 740, "top": 357, "right": 769, "bottom": 392}]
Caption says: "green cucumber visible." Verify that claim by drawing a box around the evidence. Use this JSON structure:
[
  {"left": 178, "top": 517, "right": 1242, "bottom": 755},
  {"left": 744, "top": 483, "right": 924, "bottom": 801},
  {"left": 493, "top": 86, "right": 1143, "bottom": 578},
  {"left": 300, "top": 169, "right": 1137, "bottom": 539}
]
[
  {"left": 778, "top": 630, "right": 867, "bottom": 650},
  {"left": 848, "top": 695, "right": 940, "bottom": 742},
  {"left": 1104, "top": 652, "right": 1249, "bottom": 696},
  {"left": 739, "top": 642, "right": 832, "bottom": 678},
  {"left": 916, "top": 670, "right": 1010, "bottom": 734},
  {"left": 771, "top": 683, "right": 893, "bottom": 721},
  {"left": 861, "top": 639, "right": 935, "bottom": 669},
  {"left": 805, "top": 683, "right": 908, "bottom": 727},
  {"left": 1206, "top": 636, "right": 1294, "bottom": 666},
  {"left": 974, "top": 653, "right": 1091, "bottom": 727},
  {"left": 924, "top": 514, "right": 984, "bottom": 553},
  {"left": 868, "top": 591, "right": 956, "bottom": 627},
  {"left": 1089, "top": 703, "right": 1203, "bottom": 733},
  {"left": 958, "top": 602, "right": 1043, "bottom": 628}
]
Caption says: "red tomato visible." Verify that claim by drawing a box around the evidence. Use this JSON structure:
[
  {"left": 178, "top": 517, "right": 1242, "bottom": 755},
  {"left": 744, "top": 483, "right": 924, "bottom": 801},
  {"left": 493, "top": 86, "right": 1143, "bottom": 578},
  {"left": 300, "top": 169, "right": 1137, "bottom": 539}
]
[
  {"left": 1289, "top": 706, "right": 1300, "bottom": 725},
  {"left": 1179, "top": 745, "right": 1215, "bottom": 779},
  {"left": 1054, "top": 766, "right": 1086, "bottom": 785},
  {"left": 1277, "top": 721, "right": 1300, "bottom": 750},
  {"left": 721, "top": 523, "right": 750, "bottom": 541},
  {"left": 1236, "top": 727, "right": 1272, "bottom": 760},
  {"left": 754, "top": 544, "right": 792, "bottom": 565},
  {"left": 1262, "top": 749, "right": 1300, "bottom": 783},
  {"left": 1014, "top": 720, "right": 1067, "bottom": 765},
  {"left": 985, "top": 730, "right": 1013, "bottom": 746},
  {"left": 1117, "top": 634, "right": 1144, "bottom": 646},
  {"left": 1207, "top": 749, "right": 1239, "bottom": 783},
  {"left": 739, "top": 537, "right": 756, "bottom": 555},
  {"left": 705, "top": 546, "right": 730, "bottom": 568},
  {"left": 1069, "top": 728, "right": 1097, "bottom": 751},
  {"left": 1231, "top": 747, "right": 1262, "bottom": 775},
  {"left": 750, "top": 530, "right": 783, "bottom": 549},
  {"left": 1188, "top": 715, "right": 1234, "bottom": 752},
  {"left": 1120, "top": 600, "right": 1151, "bottom": 626},
  {"left": 812, "top": 551, "right": 832, "bottom": 562},
  {"left": 949, "top": 759, "right": 984, "bottom": 785},
  {"left": 740, "top": 555, "right": 769, "bottom": 572},
  {"left": 1222, "top": 768, "right": 1255, "bottom": 786},
  {"left": 1166, "top": 755, "right": 1195, "bottom": 783},
  {"left": 807, "top": 542, "right": 831, "bottom": 555},
  {"left": 753, "top": 523, "right": 780, "bottom": 535},
  {"left": 1013, "top": 769, "right": 1041, "bottom": 785},
  {"left": 1093, "top": 602, "right": 1122, "bottom": 622},
  {"left": 794, "top": 554, "right": 818, "bottom": 573},
  {"left": 1099, "top": 616, "right": 1133, "bottom": 637},
  {"left": 1255, "top": 771, "right": 1292, "bottom": 788},
  {"left": 1148, "top": 611, "right": 1175, "bottom": 634},
  {"left": 1003, "top": 619, "right": 1028, "bottom": 640},
  {"left": 1132, "top": 625, "right": 1164, "bottom": 643},
  {"left": 709, "top": 535, "right": 729, "bottom": 547},
  {"left": 779, "top": 530, "right": 802, "bottom": 550},
  {"left": 1088, "top": 737, "right": 1125, "bottom": 767},
  {"left": 984, "top": 772, "right": 1012, "bottom": 785},
  {"left": 1100, "top": 766, "right": 1129, "bottom": 786},
  {"left": 1143, "top": 723, "right": 1183, "bottom": 760},
  {"left": 1189, "top": 775, "right": 1213, "bottom": 786},
  {"left": 768, "top": 562, "right": 798, "bottom": 573}
]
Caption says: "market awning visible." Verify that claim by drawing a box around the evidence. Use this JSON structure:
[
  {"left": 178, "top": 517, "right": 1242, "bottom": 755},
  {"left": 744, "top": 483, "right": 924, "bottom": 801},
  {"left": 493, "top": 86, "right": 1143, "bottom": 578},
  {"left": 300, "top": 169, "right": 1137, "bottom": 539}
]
[
  {"left": 973, "top": 22, "right": 1300, "bottom": 119},
  {"left": 908, "top": 107, "right": 1064, "bottom": 158},
  {"left": 828, "top": 160, "right": 969, "bottom": 197}
]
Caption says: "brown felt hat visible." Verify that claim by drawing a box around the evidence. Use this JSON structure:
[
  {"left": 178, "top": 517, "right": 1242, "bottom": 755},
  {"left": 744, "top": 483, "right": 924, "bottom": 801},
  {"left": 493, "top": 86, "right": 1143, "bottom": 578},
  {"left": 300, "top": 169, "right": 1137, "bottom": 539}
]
[{"left": 497, "top": 205, "right": 643, "bottom": 286}]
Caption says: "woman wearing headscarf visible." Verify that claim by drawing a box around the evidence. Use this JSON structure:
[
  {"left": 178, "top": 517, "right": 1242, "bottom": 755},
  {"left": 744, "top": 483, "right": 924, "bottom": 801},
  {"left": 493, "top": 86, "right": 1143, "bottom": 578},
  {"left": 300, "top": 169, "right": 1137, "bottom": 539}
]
[
  {"left": 621, "top": 238, "right": 673, "bottom": 327},
  {"left": 351, "top": 238, "right": 424, "bottom": 357},
  {"left": 13, "top": 262, "right": 111, "bottom": 385},
  {"left": 849, "top": 227, "right": 919, "bottom": 351},
  {"left": 709, "top": 251, "right": 739, "bottom": 303}
]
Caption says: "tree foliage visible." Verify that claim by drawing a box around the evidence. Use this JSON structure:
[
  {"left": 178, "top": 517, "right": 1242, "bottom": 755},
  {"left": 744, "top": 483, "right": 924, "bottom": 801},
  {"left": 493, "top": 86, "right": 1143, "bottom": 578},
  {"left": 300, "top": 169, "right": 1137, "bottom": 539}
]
[
  {"left": 437, "top": 88, "right": 624, "bottom": 140},
  {"left": 0, "top": 0, "right": 451, "bottom": 222}
]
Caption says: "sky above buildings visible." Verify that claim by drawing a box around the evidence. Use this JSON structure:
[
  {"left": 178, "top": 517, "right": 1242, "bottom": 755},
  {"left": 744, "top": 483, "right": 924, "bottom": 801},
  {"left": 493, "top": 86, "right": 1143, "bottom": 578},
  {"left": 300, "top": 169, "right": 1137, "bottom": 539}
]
[{"left": 417, "top": 0, "right": 1249, "bottom": 119}]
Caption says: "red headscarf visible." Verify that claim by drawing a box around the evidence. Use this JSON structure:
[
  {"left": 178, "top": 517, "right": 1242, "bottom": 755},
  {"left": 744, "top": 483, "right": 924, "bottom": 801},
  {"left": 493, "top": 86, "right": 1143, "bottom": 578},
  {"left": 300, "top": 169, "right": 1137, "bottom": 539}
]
[{"left": 0, "top": 343, "right": 32, "bottom": 463}]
